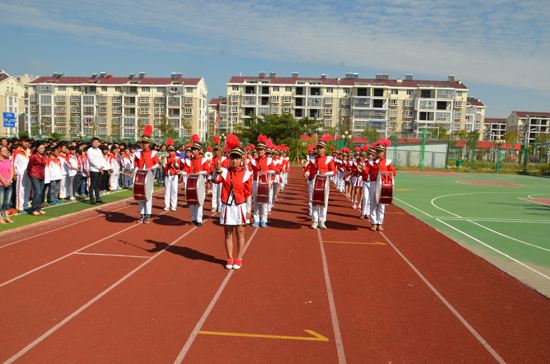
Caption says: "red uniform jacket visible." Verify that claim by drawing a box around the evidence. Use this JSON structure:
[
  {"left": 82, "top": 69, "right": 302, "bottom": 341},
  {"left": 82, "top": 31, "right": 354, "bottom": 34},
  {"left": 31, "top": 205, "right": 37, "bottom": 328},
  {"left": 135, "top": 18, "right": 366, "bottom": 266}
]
[
  {"left": 250, "top": 155, "right": 275, "bottom": 179},
  {"left": 182, "top": 156, "right": 209, "bottom": 175},
  {"left": 366, "top": 158, "right": 396, "bottom": 181},
  {"left": 27, "top": 153, "right": 46, "bottom": 179},
  {"left": 212, "top": 167, "right": 253, "bottom": 205},
  {"left": 163, "top": 154, "right": 180, "bottom": 176},
  {"left": 134, "top": 149, "right": 159, "bottom": 170},
  {"left": 304, "top": 155, "right": 336, "bottom": 180}
]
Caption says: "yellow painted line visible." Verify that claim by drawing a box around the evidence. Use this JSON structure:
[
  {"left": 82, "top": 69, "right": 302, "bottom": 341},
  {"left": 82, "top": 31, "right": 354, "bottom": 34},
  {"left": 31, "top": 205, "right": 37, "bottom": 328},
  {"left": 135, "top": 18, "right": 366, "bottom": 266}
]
[
  {"left": 323, "top": 240, "right": 386, "bottom": 246},
  {"left": 198, "top": 329, "right": 329, "bottom": 342}
]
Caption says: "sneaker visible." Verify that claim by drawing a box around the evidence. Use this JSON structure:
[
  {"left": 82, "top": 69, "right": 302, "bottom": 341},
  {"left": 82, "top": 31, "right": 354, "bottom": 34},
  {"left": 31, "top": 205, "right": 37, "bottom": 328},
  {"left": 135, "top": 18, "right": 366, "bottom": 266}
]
[
  {"left": 252, "top": 222, "right": 260, "bottom": 228},
  {"left": 69, "top": 196, "right": 76, "bottom": 201},
  {"left": 170, "top": 207, "right": 176, "bottom": 211},
  {"left": 370, "top": 225, "right": 378, "bottom": 231},
  {"left": 96, "top": 200, "right": 105, "bottom": 204},
  {"left": 31, "top": 211, "right": 41, "bottom": 216},
  {"left": 164, "top": 207, "right": 170, "bottom": 211},
  {"left": 377, "top": 225, "right": 384, "bottom": 232},
  {"left": 225, "top": 258, "right": 234, "bottom": 269},
  {"left": 319, "top": 222, "right": 327, "bottom": 230},
  {"left": 311, "top": 222, "right": 318, "bottom": 229},
  {"left": 39, "top": 210, "right": 47, "bottom": 215},
  {"left": 143, "top": 217, "right": 151, "bottom": 224},
  {"left": 233, "top": 258, "right": 243, "bottom": 270},
  {"left": 191, "top": 221, "right": 197, "bottom": 226},
  {"left": 260, "top": 222, "right": 267, "bottom": 228},
  {"left": 197, "top": 222, "right": 203, "bottom": 227}
]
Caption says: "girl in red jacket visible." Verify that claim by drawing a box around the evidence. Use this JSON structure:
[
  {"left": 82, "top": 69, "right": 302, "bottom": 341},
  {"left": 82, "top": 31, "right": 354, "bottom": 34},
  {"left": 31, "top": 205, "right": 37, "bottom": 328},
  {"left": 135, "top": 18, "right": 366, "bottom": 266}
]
[{"left": 212, "top": 134, "right": 253, "bottom": 270}]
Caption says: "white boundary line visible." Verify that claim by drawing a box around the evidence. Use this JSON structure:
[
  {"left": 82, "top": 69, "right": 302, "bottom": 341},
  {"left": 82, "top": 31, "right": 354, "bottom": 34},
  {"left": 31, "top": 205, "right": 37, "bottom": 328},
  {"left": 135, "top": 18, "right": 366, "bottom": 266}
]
[
  {"left": 433, "top": 216, "right": 550, "bottom": 223},
  {"left": 74, "top": 252, "right": 150, "bottom": 259},
  {"left": 317, "top": 229, "right": 347, "bottom": 364},
  {"left": 0, "top": 210, "right": 169, "bottom": 288},
  {"left": 468, "top": 220, "right": 550, "bottom": 253},
  {"left": 437, "top": 219, "right": 550, "bottom": 281},
  {"left": 379, "top": 231, "right": 506, "bottom": 364},
  {"left": 519, "top": 197, "right": 550, "bottom": 207},
  {"left": 394, "top": 197, "right": 434, "bottom": 218},
  {"left": 3, "top": 220, "right": 201, "bottom": 364},
  {"left": 173, "top": 227, "right": 259, "bottom": 364}
]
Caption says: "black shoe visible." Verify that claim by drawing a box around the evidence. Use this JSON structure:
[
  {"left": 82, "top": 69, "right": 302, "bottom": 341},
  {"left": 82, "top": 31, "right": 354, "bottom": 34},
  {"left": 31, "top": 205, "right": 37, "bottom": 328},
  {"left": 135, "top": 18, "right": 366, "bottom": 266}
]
[
  {"left": 196, "top": 222, "right": 203, "bottom": 227},
  {"left": 96, "top": 200, "right": 105, "bottom": 204},
  {"left": 191, "top": 220, "right": 197, "bottom": 226},
  {"left": 90, "top": 200, "right": 97, "bottom": 205}
]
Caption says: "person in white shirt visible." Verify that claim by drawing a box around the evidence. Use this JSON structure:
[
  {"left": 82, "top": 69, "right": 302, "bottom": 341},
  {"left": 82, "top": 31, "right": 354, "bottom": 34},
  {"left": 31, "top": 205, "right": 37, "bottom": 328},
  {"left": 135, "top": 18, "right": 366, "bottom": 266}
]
[
  {"left": 86, "top": 138, "right": 105, "bottom": 205},
  {"left": 13, "top": 138, "right": 32, "bottom": 212}
]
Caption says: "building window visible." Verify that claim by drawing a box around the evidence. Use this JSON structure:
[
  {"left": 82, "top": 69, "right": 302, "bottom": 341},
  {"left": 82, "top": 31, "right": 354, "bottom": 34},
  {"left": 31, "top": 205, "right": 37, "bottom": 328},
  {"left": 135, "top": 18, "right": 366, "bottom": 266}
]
[
  {"left": 391, "top": 89, "right": 398, "bottom": 95},
  {"left": 186, "top": 87, "right": 194, "bottom": 93},
  {"left": 142, "top": 87, "right": 150, "bottom": 92},
  {"left": 407, "top": 90, "right": 413, "bottom": 96},
  {"left": 232, "top": 86, "right": 239, "bottom": 91},
  {"left": 101, "top": 86, "right": 108, "bottom": 92},
  {"left": 326, "top": 87, "right": 333, "bottom": 93},
  {"left": 184, "top": 108, "right": 192, "bottom": 115},
  {"left": 324, "top": 119, "right": 332, "bottom": 126},
  {"left": 115, "top": 87, "right": 122, "bottom": 92},
  {"left": 325, "top": 109, "right": 332, "bottom": 115},
  {"left": 58, "top": 86, "right": 66, "bottom": 91},
  {"left": 272, "top": 86, "right": 279, "bottom": 92},
  {"left": 285, "top": 86, "right": 291, "bottom": 92},
  {"left": 390, "top": 99, "right": 398, "bottom": 106}
]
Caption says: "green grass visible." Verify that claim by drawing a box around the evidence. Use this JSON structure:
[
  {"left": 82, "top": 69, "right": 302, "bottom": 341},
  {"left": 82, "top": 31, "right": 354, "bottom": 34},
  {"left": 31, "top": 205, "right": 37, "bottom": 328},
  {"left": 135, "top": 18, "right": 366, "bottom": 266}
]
[
  {"left": 1, "top": 189, "right": 134, "bottom": 233},
  {"left": 394, "top": 171, "right": 550, "bottom": 296}
]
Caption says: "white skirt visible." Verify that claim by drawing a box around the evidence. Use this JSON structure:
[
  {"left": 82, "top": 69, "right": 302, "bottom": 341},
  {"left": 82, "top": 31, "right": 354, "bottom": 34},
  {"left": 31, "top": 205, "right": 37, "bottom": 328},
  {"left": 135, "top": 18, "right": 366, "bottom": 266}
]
[
  {"left": 220, "top": 202, "right": 249, "bottom": 226},
  {"left": 350, "top": 175, "right": 362, "bottom": 188}
]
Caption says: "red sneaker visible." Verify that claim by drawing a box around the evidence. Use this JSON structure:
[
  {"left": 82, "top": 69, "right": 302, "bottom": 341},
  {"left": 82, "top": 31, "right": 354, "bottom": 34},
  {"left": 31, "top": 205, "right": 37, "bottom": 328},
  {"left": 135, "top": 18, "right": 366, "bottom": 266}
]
[
  {"left": 233, "top": 258, "right": 243, "bottom": 270},
  {"left": 225, "top": 258, "right": 234, "bottom": 269}
]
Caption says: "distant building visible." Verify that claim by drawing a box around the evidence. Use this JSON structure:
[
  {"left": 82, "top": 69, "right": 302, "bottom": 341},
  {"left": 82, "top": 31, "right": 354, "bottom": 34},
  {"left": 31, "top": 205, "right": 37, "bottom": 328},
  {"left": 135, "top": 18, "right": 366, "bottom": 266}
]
[
  {"left": 0, "top": 70, "right": 26, "bottom": 137},
  {"left": 27, "top": 73, "right": 208, "bottom": 141},
  {"left": 507, "top": 111, "right": 550, "bottom": 144},
  {"left": 207, "top": 97, "right": 227, "bottom": 137},
  {"left": 466, "top": 97, "right": 486, "bottom": 139},
  {"left": 483, "top": 117, "right": 507, "bottom": 141},
  {"left": 226, "top": 72, "right": 470, "bottom": 137}
]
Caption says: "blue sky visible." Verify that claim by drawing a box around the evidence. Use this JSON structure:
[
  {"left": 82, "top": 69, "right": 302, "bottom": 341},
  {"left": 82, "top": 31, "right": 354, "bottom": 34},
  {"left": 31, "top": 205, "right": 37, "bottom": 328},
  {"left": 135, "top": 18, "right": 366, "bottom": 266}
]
[{"left": 1, "top": 0, "right": 549, "bottom": 117}]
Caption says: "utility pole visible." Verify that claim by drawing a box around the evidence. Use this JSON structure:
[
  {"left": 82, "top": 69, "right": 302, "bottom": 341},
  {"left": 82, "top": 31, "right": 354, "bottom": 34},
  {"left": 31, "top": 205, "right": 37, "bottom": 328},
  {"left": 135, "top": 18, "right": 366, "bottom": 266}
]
[{"left": 420, "top": 127, "right": 427, "bottom": 171}]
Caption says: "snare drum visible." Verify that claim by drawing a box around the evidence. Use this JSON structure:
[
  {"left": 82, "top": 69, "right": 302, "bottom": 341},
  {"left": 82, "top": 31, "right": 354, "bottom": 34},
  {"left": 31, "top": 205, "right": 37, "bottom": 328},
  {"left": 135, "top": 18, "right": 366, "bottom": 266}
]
[
  {"left": 256, "top": 173, "right": 271, "bottom": 204},
  {"left": 186, "top": 174, "right": 206, "bottom": 206},
  {"left": 375, "top": 173, "right": 393, "bottom": 205},
  {"left": 313, "top": 174, "right": 329, "bottom": 207},
  {"left": 134, "top": 170, "right": 154, "bottom": 201}
]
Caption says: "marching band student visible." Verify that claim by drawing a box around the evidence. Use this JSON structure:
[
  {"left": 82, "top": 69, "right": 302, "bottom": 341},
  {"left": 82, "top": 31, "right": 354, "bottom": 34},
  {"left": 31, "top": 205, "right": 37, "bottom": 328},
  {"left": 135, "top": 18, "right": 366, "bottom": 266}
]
[
  {"left": 133, "top": 126, "right": 159, "bottom": 224},
  {"left": 303, "top": 145, "right": 317, "bottom": 216},
  {"left": 304, "top": 135, "right": 336, "bottom": 229},
  {"left": 178, "top": 144, "right": 193, "bottom": 206},
  {"left": 249, "top": 135, "right": 275, "bottom": 228},
  {"left": 212, "top": 134, "right": 253, "bottom": 270},
  {"left": 13, "top": 137, "right": 31, "bottom": 212},
  {"left": 183, "top": 134, "right": 209, "bottom": 226},
  {"left": 210, "top": 136, "right": 225, "bottom": 213},
  {"left": 163, "top": 139, "right": 180, "bottom": 211},
  {"left": 369, "top": 139, "right": 396, "bottom": 231},
  {"left": 350, "top": 147, "right": 362, "bottom": 209},
  {"left": 359, "top": 145, "right": 376, "bottom": 219}
]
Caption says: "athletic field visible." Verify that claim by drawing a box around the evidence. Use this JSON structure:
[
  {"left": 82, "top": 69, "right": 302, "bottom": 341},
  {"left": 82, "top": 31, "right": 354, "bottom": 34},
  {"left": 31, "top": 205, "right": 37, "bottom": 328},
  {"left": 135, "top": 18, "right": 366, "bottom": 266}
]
[{"left": 395, "top": 171, "right": 550, "bottom": 297}]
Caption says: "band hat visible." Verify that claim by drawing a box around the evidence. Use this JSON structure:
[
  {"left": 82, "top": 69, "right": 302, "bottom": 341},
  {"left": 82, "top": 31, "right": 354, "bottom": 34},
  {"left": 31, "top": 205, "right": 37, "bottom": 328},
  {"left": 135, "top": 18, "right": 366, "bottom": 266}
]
[
  {"left": 139, "top": 124, "right": 153, "bottom": 143},
  {"left": 316, "top": 134, "right": 331, "bottom": 149},
  {"left": 191, "top": 134, "right": 202, "bottom": 150},
  {"left": 226, "top": 134, "right": 243, "bottom": 158},
  {"left": 257, "top": 135, "right": 268, "bottom": 150},
  {"left": 376, "top": 139, "right": 392, "bottom": 152}
]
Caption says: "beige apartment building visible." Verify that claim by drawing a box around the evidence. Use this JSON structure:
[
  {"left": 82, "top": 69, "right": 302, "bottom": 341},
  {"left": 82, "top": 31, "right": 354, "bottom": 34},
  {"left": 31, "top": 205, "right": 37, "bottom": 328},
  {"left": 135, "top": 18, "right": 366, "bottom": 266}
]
[
  {"left": 465, "top": 97, "right": 486, "bottom": 139},
  {"left": 207, "top": 97, "right": 227, "bottom": 137},
  {"left": 507, "top": 111, "right": 550, "bottom": 145},
  {"left": 483, "top": 118, "right": 507, "bottom": 141},
  {"left": 226, "top": 72, "right": 471, "bottom": 137},
  {"left": 27, "top": 73, "right": 208, "bottom": 141},
  {"left": 0, "top": 70, "right": 26, "bottom": 137}
]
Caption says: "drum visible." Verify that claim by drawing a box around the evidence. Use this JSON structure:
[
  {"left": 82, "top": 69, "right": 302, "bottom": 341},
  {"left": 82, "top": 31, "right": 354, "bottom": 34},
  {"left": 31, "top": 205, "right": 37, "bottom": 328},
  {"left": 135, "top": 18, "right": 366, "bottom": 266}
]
[
  {"left": 375, "top": 172, "right": 394, "bottom": 205},
  {"left": 313, "top": 175, "right": 329, "bottom": 207},
  {"left": 134, "top": 170, "right": 154, "bottom": 201},
  {"left": 186, "top": 174, "right": 206, "bottom": 206},
  {"left": 256, "top": 173, "right": 271, "bottom": 204}
]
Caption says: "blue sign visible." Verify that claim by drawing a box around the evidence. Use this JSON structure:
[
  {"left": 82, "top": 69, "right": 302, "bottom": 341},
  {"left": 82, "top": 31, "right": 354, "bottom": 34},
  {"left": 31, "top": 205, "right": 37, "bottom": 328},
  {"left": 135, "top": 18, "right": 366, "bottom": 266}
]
[{"left": 3, "top": 112, "right": 15, "bottom": 128}]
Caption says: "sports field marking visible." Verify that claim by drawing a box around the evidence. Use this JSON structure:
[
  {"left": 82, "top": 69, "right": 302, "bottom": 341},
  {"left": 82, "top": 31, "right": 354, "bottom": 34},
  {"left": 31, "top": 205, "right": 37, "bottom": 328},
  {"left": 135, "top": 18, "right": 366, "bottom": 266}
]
[
  {"left": 0, "top": 203, "right": 133, "bottom": 250},
  {"left": 173, "top": 227, "right": 260, "bottom": 364},
  {"left": 520, "top": 197, "right": 550, "bottom": 206},
  {"left": 430, "top": 193, "right": 462, "bottom": 218},
  {"left": 4, "top": 218, "right": 204, "bottom": 364},
  {"left": 0, "top": 210, "right": 169, "bottom": 289},
  {"left": 323, "top": 240, "right": 386, "bottom": 246},
  {"left": 197, "top": 329, "right": 329, "bottom": 342},
  {"left": 74, "top": 252, "right": 150, "bottom": 259},
  {"left": 379, "top": 232, "right": 506, "bottom": 364},
  {"left": 468, "top": 220, "right": 550, "bottom": 253},
  {"left": 437, "top": 219, "right": 550, "bottom": 281},
  {"left": 317, "top": 230, "right": 347, "bottom": 364},
  {"left": 434, "top": 216, "right": 550, "bottom": 224},
  {"left": 394, "top": 197, "right": 434, "bottom": 218}
]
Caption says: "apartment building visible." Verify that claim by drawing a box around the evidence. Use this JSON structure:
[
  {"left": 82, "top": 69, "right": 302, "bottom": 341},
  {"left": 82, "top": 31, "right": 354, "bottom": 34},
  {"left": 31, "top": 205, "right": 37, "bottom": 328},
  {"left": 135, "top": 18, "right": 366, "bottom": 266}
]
[
  {"left": 0, "top": 70, "right": 26, "bottom": 137},
  {"left": 207, "top": 97, "right": 227, "bottom": 137},
  {"left": 226, "top": 72, "right": 470, "bottom": 137},
  {"left": 507, "top": 111, "right": 550, "bottom": 144},
  {"left": 27, "top": 73, "right": 208, "bottom": 141},
  {"left": 465, "top": 97, "right": 486, "bottom": 139},
  {"left": 483, "top": 118, "right": 507, "bottom": 141}
]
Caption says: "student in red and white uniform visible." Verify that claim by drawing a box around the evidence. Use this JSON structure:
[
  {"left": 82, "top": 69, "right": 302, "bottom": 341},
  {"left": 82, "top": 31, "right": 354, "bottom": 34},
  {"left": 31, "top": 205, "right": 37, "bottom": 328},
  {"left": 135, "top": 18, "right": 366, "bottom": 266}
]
[
  {"left": 210, "top": 137, "right": 226, "bottom": 213},
  {"left": 48, "top": 147, "right": 63, "bottom": 205},
  {"left": 350, "top": 147, "right": 363, "bottom": 210},
  {"left": 134, "top": 126, "right": 159, "bottom": 223},
  {"left": 304, "top": 135, "right": 336, "bottom": 229},
  {"left": 13, "top": 138, "right": 32, "bottom": 212},
  {"left": 359, "top": 145, "right": 376, "bottom": 219},
  {"left": 212, "top": 134, "right": 253, "bottom": 270},
  {"left": 249, "top": 135, "right": 275, "bottom": 228},
  {"left": 369, "top": 140, "right": 396, "bottom": 231},
  {"left": 65, "top": 145, "right": 79, "bottom": 199},
  {"left": 163, "top": 139, "right": 180, "bottom": 211},
  {"left": 109, "top": 147, "right": 120, "bottom": 191},
  {"left": 101, "top": 146, "right": 112, "bottom": 191},
  {"left": 182, "top": 134, "right": 209, "bottom": 226}
]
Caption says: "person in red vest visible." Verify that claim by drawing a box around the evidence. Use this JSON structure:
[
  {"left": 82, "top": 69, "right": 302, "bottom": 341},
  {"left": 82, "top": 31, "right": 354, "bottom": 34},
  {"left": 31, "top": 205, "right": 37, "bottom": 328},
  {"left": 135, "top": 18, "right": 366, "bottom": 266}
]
[
  {"left": 163, "top": 138, "right": 180, "bottom": 211},
  {"left": 182, "top": 134, "right": 209, "bottom": 226},
  {"left": 133, "top": 125, "right": 159, "bottom": 223},
  {"left": 304, "top": 135, "right": 336, "bottom": 229},
  {"left": 210, "top": 136, "right": 226, "bottom": 213},
  {"left": 369, "top": 139, "right": 396, "bottom": 231},
  {"left": 249, "top": 135, "right": 275, "bottom": 228},
  {"left": 212, "top": 134, "right": 253, "bottom": 270}
]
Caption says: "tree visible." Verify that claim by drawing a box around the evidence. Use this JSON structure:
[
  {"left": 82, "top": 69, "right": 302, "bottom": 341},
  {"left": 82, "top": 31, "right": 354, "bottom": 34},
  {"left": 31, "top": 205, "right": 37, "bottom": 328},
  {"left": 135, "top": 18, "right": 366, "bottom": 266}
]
[
  {"left": 158, "top": 116, "right": 179, "bottom": 143},
  {"left": 437, "top": 127, "right": 449, "bottom": 141},
  {"left": 502, "top": 130, "right": 519, "bottom": 160},
  {"left": 361, "top": 127, "right": 380, "bottom": 143},
  {"left": 50, "top": 132, "right": 62, "bottom": 141}
]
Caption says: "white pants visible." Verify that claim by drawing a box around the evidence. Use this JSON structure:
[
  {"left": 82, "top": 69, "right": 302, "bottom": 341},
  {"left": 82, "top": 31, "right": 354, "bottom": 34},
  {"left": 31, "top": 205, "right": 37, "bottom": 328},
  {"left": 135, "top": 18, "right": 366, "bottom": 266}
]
[
  {"left": 190, "top": 204, "right": 203, "bottom": 223},
  {"left": 59, "top": 175, "right": 68, "bottom": 198},
  {"left": 211, "top": 181, "right": 222, "bottom": 211},
  {"left": 110, "top": 172, "right": 120, "bottom": 191},
  {"left": 369, "top": 181, "right": 386, "bottom": 225},
  {"left": 252, "top": 180, "right": 269, "bottom": 223},
  {"left": 307, "top": 179, "right": 314, "bottom": 213},
  {"left": 337, "top": 171, "right": 345, "bottom": 192},
  {"left": 312, "top": 189, "right": 329, "bottom": 223},
  {"left": 361, "top": 181, "right": 371, "bottom": 217},
  {"left": 16, "top": 174, "right": 31, "bottom": 211},
  {"left": 139, "top": 198, "right": 153, "bottom": 216},
  {"left": 269, "top": 181, "right": 278, "bottom": 211},
  {"left": 164, "top": 174, "right": 179, "bottom": 209}
]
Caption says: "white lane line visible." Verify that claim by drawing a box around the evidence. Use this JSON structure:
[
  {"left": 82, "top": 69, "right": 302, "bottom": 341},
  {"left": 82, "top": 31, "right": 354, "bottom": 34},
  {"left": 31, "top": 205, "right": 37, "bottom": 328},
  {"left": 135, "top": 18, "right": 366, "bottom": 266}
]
[
  {"left": 317, "top": 229, "right": 347, "bottom": 364},
  {"left": 430, "top": 194, "right": 462, "bottom": 218},
  {"left": 74, "top": 252, "right": 150, "bottom": 259},
  {"left": 0, "top": 210, "right": 169, "bottom": 288},
  {"left": 379, "top": 232, "right": 506, "bottom": 364},
  {"left": 437, "top": 219, "right": 550, "bottom": 281},
  {"left": 468, "top": 220, "right": 550, "bottom": 253},
  {"left": 173, "top": 227, "right": 259, "bottom": 364},
  {"left": 433, "top": 216, "right": 550, "bottom": 223},
  {"left": 394, "top": 197, "right": 434, "bottom": 218},
  {"left": 3, "top": 221, "right": 200, "bottom": 364},
  {"left": 0, "top": 202, "right": 133, "bottom": 249},
  {"left": 519, "top": 197, "right": 550, "bottom": 207}
]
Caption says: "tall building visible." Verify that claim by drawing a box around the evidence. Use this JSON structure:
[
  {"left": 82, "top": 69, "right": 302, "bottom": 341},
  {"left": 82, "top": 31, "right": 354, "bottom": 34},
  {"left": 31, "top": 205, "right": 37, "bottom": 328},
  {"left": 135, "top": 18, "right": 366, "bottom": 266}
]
[
  {"left": 226, "top": 72, "right": 470, "bottom": 137},
  {"left": 483, "top": 118, "right": 507, "bottom": 141},
  {"left": 207, "top": 97, "right": 227, "bottom": 137},
  {"left": 0, "top": 70, "right": 26, "bottom": 137},
  {"left": 465, "top": 97, "right": 486, "bottom": 139},
  {"left": 507, "top": 111, "right": 550, "bottom": 145},
  {"left": 27, "top": 73, "right": 208, "bottom": 141}
]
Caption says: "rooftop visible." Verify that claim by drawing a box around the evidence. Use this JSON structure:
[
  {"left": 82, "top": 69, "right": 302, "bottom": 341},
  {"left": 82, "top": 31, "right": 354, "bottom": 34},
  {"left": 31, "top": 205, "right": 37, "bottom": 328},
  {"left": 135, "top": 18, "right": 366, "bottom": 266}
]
[
  {"left": 484, "top": 117, "right": 507, "bottom": 124},
  {"left": 513, "top": 111, "right": 550, "bottom": 118},
  {"left": 30, "top": 74, "right": 202, "bottom": 86}
]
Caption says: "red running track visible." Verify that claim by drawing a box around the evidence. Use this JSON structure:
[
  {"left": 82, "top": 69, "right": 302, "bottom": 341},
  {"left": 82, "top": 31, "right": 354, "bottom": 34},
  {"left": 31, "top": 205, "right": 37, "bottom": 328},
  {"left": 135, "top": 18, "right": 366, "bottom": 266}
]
[{"left": 0, "top": 168, "right": 549, "bottom": 363}]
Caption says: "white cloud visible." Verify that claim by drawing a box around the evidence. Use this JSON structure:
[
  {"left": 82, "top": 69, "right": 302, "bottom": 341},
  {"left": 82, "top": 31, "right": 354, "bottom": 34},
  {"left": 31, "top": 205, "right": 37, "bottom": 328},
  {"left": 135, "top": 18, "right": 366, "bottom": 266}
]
[{"left": 2, "top": 0, "right": 550, "bottom": 92}]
